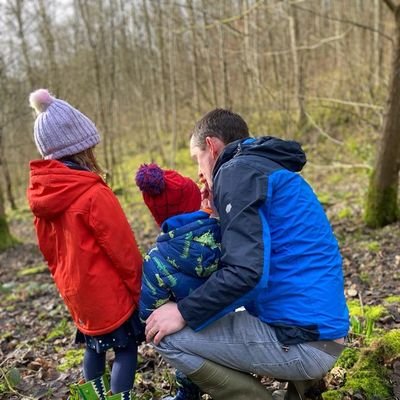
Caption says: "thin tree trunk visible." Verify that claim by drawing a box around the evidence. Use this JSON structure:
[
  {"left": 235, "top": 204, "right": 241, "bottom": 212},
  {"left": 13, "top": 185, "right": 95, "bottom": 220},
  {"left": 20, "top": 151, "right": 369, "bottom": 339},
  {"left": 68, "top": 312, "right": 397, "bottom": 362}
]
[
  {"left": 169, "top": 1, "right": 178, "bottom": 167},
  {"left": 12, "top": 0, "right": 35, "bottom": 87},
  {"left": 37, "top": 0, "right": 59, "bottom": 93},
  {"left": 289, "top": 5, "right": 307, "bottom": 130},
  {"left": 142, "top": 0, "right": 168, "bottom": 163},
  {"left": 218, "top": 1, "right": 231, "bottom": 108},
  {"left": 77, "top": 0, "right": 111, "bottom": 172},
  {"left": 365, "top": 2, "right": 400, "bottom": 227},
  {"left": 187, "top": 0, "right": 201, "bottom": 112},
  {"left": 200, "top": 0, "right": 218, "bottom": 106},
  {"left": 373, "top": 0, "right": 382, "bottom": 88}
]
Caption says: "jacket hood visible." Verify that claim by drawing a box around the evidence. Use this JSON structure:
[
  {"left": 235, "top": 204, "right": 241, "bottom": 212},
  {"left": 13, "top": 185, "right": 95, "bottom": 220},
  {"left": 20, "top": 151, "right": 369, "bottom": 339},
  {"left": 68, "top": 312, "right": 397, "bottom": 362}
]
[
  {"left": 27, "top": 159, "right": 104, "bottom": 219},
  {"left": 213, "top": 136, "right": 307, "bottom": 177},
  {"left": 156, "top": 211, "right": 221, "bottom": 278}
]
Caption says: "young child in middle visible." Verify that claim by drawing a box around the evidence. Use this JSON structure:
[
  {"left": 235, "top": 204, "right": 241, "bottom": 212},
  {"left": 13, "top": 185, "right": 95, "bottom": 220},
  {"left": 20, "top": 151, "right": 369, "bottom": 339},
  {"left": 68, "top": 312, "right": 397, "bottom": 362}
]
[{"left": 135, "top": 163, "right": 221, "bottom": 400}]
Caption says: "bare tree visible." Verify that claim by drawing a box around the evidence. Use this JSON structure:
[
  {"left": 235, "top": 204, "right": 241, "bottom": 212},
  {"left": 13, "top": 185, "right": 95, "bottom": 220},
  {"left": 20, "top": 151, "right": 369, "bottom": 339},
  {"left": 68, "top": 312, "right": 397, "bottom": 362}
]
[
  {"left": 365, "top": 0, "right": 400, "bottom": 227},
  {"left": 0, "top": 184, "right": 16, "bottom": 252}
]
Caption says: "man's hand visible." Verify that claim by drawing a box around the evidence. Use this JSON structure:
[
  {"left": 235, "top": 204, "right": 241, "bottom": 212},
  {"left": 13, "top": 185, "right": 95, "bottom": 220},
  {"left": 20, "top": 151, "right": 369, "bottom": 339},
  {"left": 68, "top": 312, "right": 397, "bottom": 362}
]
[
  {"left": 145, "top": 302, "right": 186, "bottom": 345},
  {"left": 199, "top": 174, "right": 215, "bottom": 211}
]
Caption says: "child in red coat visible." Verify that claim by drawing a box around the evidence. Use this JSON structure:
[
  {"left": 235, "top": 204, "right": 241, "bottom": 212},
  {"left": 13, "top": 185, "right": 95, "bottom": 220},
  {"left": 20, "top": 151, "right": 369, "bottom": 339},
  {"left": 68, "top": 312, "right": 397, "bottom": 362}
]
[{"left": 27, "top": 89, "right": 143, "bottom": 400}]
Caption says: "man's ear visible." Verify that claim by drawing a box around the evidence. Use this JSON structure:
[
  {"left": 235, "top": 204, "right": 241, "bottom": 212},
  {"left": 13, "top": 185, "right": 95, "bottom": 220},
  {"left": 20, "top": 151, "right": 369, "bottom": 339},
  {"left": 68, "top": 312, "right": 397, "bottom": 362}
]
[{"left": 206, "top": 136, "right": 224, "bottom": 160}]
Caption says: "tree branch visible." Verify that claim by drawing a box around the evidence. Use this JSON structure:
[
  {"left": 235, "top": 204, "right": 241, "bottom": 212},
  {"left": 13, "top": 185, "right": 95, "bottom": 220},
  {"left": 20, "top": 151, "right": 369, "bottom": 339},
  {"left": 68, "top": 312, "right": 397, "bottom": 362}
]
[
  {"left": 304, "top": 111, "right": 344, "bottom": 146},
  {"left": 304, "top": 96, "right": 384, "bottom": 111},
  {"left": 382, "top": 0, "right": 396, "bottom": 13},
  {"left": 293, "top": 4, "right": 393, "bottom": 42},
  {"left": 259, "top": 28, "right": 352, "bottom": 56}
]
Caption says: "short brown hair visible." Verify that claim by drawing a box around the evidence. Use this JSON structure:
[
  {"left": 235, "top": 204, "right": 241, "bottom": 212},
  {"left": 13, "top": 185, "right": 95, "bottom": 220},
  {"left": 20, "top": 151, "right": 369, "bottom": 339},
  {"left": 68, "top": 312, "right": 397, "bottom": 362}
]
[{"left": 191, "top": 109, "right": 249, "bottom": 150}]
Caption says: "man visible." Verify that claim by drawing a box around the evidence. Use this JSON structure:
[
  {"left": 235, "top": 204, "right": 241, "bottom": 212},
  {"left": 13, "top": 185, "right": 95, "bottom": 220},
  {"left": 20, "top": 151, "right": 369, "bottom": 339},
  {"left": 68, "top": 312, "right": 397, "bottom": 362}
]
[{"left": 145, "top": 109, "right": 349, "bottom": 400}]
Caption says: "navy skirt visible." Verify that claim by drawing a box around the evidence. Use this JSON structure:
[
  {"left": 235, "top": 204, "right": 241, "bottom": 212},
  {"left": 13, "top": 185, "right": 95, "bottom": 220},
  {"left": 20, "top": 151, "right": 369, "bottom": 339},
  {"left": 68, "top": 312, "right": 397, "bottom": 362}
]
[{"left": 75, "top": 311, "right": 145, "bottom": 353}]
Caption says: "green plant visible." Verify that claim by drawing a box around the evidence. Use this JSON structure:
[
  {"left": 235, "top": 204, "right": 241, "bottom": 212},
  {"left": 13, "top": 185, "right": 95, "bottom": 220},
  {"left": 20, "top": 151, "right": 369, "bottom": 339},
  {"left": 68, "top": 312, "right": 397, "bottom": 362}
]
[
  {"left": 46, "top": 318, "right": 72, "bottom": 341},
  {"left": 17, "top": 263, "right": 47, "bottom": 277},
  {"left": 366, "top": 241, "right": 380, "bottom": 253},
  {"left": 384, "top": 295, "right": 400, "bottom": 304},
  {"left": 348, "top": 300, "right": 387, "bottom": 340},
  {"left": 58, "top": 349, "right": 84, "bottom": 372}
]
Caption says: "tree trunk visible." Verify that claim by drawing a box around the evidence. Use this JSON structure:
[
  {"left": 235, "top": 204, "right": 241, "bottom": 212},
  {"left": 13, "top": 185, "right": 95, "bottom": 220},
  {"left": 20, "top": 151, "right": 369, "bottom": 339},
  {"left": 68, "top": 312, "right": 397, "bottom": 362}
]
[
  {"left": 200, "top": 0, "right": 218, "bottom": 106},
  {"left": 187, "top": 0, "right": 201, "bottom": 113},
  {"left": 289, "top": 5, "right": 307, "bottom": 131},
  {"left": 372, "top": 0, "right": 382, "bottom": 89},
  {"left": 218, "top": 1, "right": 231, "bottom": 108},
  {"left": 168, "top": 1, "right": 178, "bottom": 167},
  {"left": 0, "top": 185, "right": 16, "bottom": 252},
  {"left": 365, "top": 3, "right": 400, "bottom": 228}
]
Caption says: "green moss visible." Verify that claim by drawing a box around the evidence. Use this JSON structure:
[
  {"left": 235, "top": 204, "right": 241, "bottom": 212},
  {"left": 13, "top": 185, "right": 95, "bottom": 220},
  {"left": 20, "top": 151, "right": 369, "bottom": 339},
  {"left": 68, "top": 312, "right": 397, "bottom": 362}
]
[
  {"left": 345, "top": 374, "right": 390, "bottom": 399},
  {"left": 335, "top": 347, "right": 360, "bottom": 369},
  {"left": 347, "top": 300, "right": 363, "bottom": 317},
  {"left": 338, "top": 207, "right": 352, "bottom": 220},
  {"left": 364, "top": 305, "right": 386, "bottom": 321},
  {"left": 316, "top": 192, "right": 331, "bottom": 206},
  {"left": 384, "top": 295, "right": 400, "bottom": 304},
  {"left": 359, "top": 272, "right": 371, "bottom": 284},
  {"left": 366, "top": 240, "right": 380, "bottom": 253},
  {"left": 365, "top": 172, "right": 399, "bottom": 228},
  {"left": 380, "top": 329, "right": 400, "bottom": 359},
  {"left": 341, "top": 348, "right": 391, "bottom": 399},
  {"left": 17, "top": 263, "right": 47, "bottom": 277},
  {"left": 58, "top": 349, "right": 84, "bottom": 372},
  {"left": 329, "top": 333, "right": 400, "bottom": 399},
  {"left": 322, "top": 391, "right": 343, "bottom": 400},
  {"left": 46, "top": 319, "right": 72, "bottom": 341}
]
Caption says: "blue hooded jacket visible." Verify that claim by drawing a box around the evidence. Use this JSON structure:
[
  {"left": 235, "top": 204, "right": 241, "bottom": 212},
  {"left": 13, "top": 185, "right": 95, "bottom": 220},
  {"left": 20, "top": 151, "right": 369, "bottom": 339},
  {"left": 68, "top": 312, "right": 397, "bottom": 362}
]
[
  {"left": 178, "top": 137, "right": 349, "bottom": 343},
  {"left": 140, "top": 210, "right": 221, "bottom": 322}
]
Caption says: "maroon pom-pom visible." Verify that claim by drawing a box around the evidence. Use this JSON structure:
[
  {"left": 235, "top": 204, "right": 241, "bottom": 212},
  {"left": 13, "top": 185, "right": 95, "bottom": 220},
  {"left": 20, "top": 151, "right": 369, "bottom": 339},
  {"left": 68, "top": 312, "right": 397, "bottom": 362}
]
[{"left": 135, "top": 163, "right": 165, "bottom": 195}]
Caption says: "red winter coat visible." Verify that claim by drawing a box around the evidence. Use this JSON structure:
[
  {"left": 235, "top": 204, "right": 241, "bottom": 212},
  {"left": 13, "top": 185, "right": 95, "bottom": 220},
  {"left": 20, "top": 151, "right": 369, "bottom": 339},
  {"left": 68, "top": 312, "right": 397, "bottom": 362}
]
[{"left": 27, "top": 160, "right": 142, "bottom": 336}]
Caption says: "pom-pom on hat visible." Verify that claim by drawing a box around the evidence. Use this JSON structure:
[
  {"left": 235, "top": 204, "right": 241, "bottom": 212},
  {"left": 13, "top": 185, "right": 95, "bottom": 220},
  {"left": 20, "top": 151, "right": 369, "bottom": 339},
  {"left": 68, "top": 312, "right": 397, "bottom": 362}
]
[
  {"left": 136, "top": 163, "right": 201, "bottom": 226},
  {"left": 29, "top": 89, "right": 100, "bottom": 160}
]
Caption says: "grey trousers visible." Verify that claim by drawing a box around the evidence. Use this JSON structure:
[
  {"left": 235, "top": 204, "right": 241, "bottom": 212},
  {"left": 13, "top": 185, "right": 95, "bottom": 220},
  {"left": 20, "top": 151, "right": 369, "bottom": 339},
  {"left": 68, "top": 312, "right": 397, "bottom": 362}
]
[{"left": 155, "top": 311, "right": 340, "bottom": 381}]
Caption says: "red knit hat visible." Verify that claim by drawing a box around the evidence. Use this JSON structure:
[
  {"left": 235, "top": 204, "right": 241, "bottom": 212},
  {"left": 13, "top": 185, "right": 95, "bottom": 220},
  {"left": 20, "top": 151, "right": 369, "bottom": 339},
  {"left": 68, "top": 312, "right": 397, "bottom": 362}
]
[{"left": 135, "top": 163, "right": 201, "bottom": 226}]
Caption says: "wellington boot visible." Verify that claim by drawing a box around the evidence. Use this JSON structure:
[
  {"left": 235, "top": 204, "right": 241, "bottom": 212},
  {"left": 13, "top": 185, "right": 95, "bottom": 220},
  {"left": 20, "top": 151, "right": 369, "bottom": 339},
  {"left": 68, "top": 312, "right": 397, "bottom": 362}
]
[
  {"left": 75, "top": 375, "right": 110, "bottom": 400},
  {"left": 106, "top": 390, "right": 133, "bottom": 400},
  {"left": 162, "top": 370, "right": 201, "bottom": 400},
  {"left": 187, "top": 360, "right": 273, "bottom": 400},
  {"left": 284, "top": 380, "right": 316, "bottom": 400}
]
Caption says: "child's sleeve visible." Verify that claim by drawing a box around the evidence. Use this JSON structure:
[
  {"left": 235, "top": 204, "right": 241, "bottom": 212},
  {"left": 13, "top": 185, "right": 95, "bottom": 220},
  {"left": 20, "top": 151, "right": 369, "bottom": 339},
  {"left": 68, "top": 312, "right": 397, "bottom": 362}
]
[
  {"left": 139, "top": 250, "right": 172, "bottom": 322},
  {"left": 89, "top": 185, "right": 143, "bottom": 300}
]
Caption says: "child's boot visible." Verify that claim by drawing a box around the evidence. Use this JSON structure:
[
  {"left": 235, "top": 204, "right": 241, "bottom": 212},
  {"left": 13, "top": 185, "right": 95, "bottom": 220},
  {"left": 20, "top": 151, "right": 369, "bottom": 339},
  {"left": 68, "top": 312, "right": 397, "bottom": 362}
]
[
  {"left": 163, "top": 370, "right": 201, "bottom": 400},
  {"left": 106, "top": 390, "right": 133, "bottom": 400},
  {"left": 75, "top": 374, "right": 110, "bottom": 400}
]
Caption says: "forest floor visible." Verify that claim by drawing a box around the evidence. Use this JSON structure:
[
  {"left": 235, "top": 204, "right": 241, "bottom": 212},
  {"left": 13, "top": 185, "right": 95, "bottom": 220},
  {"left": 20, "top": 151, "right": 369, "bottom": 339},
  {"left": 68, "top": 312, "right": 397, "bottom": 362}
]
[{"left": 1, "top": 192, "right": 400, "bottom": 399}]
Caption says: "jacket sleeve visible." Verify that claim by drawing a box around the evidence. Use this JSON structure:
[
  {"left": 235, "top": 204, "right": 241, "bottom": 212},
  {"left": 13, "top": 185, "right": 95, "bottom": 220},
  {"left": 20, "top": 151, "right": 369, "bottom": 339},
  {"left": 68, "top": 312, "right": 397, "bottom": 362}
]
[
  {"left": 89, "top": 185, "right": 143, "bottom": 301},
  {"left": 178, "top": 161, "right": 271, "bottom": 330},
  {"left": 139, "top": 251, "right": 172, "bottom": 322}
]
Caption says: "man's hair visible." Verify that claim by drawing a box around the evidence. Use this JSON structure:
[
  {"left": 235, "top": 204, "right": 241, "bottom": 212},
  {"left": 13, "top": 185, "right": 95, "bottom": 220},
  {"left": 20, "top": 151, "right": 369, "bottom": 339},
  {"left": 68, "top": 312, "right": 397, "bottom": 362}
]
[{"left": 191, "top": 109, "right": 249, "bottom": 149}]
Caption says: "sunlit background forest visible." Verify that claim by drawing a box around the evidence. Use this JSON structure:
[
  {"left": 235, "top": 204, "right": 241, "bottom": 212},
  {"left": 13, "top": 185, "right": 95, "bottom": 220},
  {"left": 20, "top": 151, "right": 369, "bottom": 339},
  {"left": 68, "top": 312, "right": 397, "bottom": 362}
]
[
  {"left": 0, "top": 0, "right": 394, "bottom": 210},
  {"left": 2, "top": 0, "right": 400, "bottom": 399}
]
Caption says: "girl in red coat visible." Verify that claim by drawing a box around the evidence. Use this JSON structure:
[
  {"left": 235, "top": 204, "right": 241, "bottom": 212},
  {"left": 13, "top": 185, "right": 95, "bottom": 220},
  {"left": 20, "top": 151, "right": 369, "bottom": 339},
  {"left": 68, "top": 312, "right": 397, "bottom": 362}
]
[{"left": 27, "top": 89, "right": 143, "bottom": 400}]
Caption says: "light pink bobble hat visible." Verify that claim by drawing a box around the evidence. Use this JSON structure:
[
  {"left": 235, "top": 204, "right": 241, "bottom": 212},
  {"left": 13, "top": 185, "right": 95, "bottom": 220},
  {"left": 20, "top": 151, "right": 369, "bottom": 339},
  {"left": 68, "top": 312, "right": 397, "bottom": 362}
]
[{"left": 29, "top": 89, "right": 100, "bottom": 159}]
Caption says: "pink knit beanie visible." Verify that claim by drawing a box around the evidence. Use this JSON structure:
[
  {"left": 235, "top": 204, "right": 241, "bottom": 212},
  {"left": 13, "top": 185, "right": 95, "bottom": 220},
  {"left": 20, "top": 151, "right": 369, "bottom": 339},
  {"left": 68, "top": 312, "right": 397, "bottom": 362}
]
[{"left": 29, "top": 89, "right": 100, "bottom": 159}]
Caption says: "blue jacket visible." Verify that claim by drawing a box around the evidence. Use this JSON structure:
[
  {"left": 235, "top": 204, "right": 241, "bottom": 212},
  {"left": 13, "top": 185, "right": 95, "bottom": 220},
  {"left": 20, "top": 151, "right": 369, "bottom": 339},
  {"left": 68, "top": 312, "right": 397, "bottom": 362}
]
[
  {"left": 140, "top": 210, "right": 221, "bottom": 322},
  {"left": 178, "top": 137, "right": 349, "bottom": 343}
]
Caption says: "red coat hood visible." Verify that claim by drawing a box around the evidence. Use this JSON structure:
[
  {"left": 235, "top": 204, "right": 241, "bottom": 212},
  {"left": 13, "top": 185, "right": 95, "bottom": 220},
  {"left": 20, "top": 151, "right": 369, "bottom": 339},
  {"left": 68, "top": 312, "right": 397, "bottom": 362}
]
[{"left": 28, "top": 159, "right": 105, "bottom": 219}]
